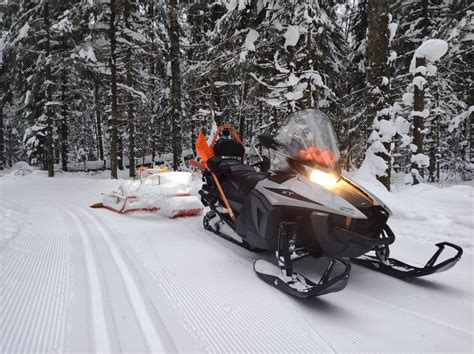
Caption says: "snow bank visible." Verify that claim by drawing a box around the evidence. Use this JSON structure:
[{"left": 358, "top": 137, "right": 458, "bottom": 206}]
[
  {"left": 349, "top": 171, "right": 474, "bottom": 249},
  {"left": 8, "top": 161, "right": 34, "bottom": 176}
]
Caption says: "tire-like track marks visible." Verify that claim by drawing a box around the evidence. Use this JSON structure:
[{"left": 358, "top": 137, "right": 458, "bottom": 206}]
[{"left": 1, "top": 208, "right": 69, "bottom": 353}]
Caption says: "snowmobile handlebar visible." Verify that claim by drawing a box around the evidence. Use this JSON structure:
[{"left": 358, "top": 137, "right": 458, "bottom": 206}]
[{"left": 256, "top": 134, "right": 280, "bottom": 150}]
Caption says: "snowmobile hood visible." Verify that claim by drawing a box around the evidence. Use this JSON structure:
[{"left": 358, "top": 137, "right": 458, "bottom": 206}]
[{"left": 256, "top": 175, "right": 368, "bottom": 219}]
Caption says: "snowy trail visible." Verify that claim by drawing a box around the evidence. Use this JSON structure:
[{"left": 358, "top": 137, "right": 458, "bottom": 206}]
[
  {"left": 1, "top": 175, "right": 473, "bottom": 352},
  {"left": 2, "top": 205, "right": 69, "bottom": 353}
]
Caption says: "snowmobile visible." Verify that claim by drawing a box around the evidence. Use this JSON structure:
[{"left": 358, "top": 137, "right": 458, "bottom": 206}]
[{"left": 193, "top": 109, "right": 463, "bottom": 298}]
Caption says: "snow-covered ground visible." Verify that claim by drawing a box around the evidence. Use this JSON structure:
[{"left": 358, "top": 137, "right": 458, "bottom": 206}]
[{"left": 1, "top": 170, "right": 473, "bottom": 353}]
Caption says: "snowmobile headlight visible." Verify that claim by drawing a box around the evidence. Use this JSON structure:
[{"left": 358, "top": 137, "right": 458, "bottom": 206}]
[{"left": 309, "top": 169, "right": 338, "bottom": 189}]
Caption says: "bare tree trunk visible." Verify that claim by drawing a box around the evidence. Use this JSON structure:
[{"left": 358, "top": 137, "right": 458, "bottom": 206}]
[
  {"left": 411, "top": 0, "right": 429, "bottom": 184},
  {"left": 124, "top": 0, "right": 135, "bottom": 177},
  {"left": 0, "top": 105, "right": 4, "bottom": 171},
  {"left": 304, "top": 28, "right": 313, "bottom": 109},
  {"left": 148, "top": 2, "right": 157, "bottom": 163},
  {"left": 95, "top": 81, "right": 104, "bottom": 161},
  {"left": 44, "top": 1, "right": 54, "bottom": 177},
  {"left": 367, "top": 0, "right": 390, "bottom": 190},
  {"left": 238, "top": 78, "right": 247, "bottom": 140},
  {"left": 109, "top": 0, "right": 118, "bottom": 179},
  {"left": 61, "top": 70, "right": 68, "bottom": 172},
  {"left": 118, "top": 134, "right": 123, "bottom": 170},
  {"left": 169, "top": 0, "right": 182, "bottom": 170}
]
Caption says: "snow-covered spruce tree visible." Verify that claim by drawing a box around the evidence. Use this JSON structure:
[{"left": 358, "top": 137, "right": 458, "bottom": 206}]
[
  {"left": 408, "top": 40, "right": 450, "bottom": 184},
  {"left": 390, "top": 0, "right": 470, "bottom": 184},
  {"left": 339, "top": 0, "right": 368, "bottom": 170},
  {"left": 434, "top": 3, "right": 473, "bottom": 181},
  {"left": 188, "top": 0, "right": 346, "bottom": 144},
  {"left": 361, "top": 0, "right": 393, "bottom": 190},
  {"left": 1, "top": 0, "right": 82, "bottom": 174}
]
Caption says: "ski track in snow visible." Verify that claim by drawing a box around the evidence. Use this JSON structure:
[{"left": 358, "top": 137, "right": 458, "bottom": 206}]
[
  {"left": 0, "top": 176, "right": 473, "bottom": 353},
  {"left": 76, "top": 207, "right": 175, "bottom": 353},
  {"left": 1, "top": 207, "right": 69, "bottom": 353},
  {"left": 63, "top": 209, "right": 112, "bottom": 352}
]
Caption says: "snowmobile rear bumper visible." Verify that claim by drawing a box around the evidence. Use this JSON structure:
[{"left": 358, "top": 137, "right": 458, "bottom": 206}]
[{"left": 311, "top": 211, "right": 394, "bottom": 258}]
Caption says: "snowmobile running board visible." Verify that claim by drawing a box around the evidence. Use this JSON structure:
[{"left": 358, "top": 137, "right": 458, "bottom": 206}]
[
  {"left": 254, "top": 257, "right": 351, "bottom": 298},
  {"left": 353, "top": 241, "right": 463, "bottom": 278}
]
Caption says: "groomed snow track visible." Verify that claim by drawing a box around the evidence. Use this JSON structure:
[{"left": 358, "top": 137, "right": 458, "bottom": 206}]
[{"left": 0, "top": 176, "right": 472, "bottom": 352}]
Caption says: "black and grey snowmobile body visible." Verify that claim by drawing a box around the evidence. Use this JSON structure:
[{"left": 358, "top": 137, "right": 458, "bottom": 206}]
[{"left": 195, "top": 110, "right": 462, "bottom": 299}]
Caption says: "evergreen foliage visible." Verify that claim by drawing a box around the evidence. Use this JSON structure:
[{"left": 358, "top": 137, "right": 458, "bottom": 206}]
[{"left": 0, "top": 0, "right": 471, "bottom": 184}]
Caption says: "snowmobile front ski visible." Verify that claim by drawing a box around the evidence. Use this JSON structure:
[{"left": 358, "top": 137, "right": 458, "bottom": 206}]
[
  {"left": 353, "top": 225, "right": 463, "bottom": 278},
  {"left": 254, "top": 222, "right": 351, "bottom": 298}
]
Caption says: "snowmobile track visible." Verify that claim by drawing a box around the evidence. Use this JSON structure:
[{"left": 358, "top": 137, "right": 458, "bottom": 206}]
[{"left": 1, "top": 207, "right": 70, "bottom": 353}]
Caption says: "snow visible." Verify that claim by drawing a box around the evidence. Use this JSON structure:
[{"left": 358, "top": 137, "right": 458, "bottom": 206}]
[
  {"left": 411, "top": 153, "right": 430, "bottom": 167},
  {"left": 7, "top": 161, "right": 34, "bottom": 176},
  {"left": 388, "top": 22, "right": 398, "bottom": 42},
  {"left": 395, "top": 116, "right": 410, "bottom": 135},
  {"left": 283, "top": 25, "right": 300, "bottom": 49},
  {"left": 1, "top": 172, "right": 473, "bottom": 352},
  {"left": 402, "top": 92, "right": 414, "bottom": 106},
  {"left": 377, "top": 119, "right": 397, "bottom": 142},
  {"left": 388, "top": 50, "right": 397, "bottom": 63},
  {"left": 78, "top": 46, "right": 97, "bottom": 63},
  {"left": 411, "top": 108, "right": 429, "bottom": 118},
  {"left": 15, "top": 22, "right": 30, "bottom": 43},
  {"left": 51, "top": 18, "right": 73, "bottom": 33},
  {"left": 412, "top": 75, "right": 426, "bottom": 90},
  {"left": 0, "top": 30, "right": 5, "bottom": 65},
  {"left": 274, "top": 51, "right": 290, "bottom": 73},
  {"left": 410, "top": 39, "right": 449, "bottom": 73},
  {"left": 244, "top": 29, "right": 259, "bottom": 51}
]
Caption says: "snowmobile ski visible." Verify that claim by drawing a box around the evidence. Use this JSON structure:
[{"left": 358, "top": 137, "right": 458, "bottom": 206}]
[
  {"left": 353, "top": 226, "right": 463, "bottom": 278},
  {"left": 254, "top": 257, "right": 350, "bottom": 298},
  {"left": 254, "top": 222, "right": 350, "bottom": 298}
]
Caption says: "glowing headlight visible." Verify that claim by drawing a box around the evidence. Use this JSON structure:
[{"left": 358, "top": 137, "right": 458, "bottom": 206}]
[{"left": 309, "top": 169, "right": 338, "bottom": 188}]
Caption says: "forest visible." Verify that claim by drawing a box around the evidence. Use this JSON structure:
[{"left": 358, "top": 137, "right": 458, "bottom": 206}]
[{"left": 0, "top": 0, "right": 472, "bottom": 189}]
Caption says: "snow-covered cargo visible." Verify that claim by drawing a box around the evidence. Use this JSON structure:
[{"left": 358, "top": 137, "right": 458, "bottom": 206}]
[{"left": 97, "top": 171, "right": 203, "bottom": 218}]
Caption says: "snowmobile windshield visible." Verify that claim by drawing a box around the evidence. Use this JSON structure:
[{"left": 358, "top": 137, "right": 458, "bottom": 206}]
[{"left": 273, "top": 110, "right": 341, "bottom": 174}]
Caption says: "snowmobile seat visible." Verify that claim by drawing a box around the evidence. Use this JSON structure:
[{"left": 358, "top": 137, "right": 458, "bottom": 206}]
[
  {"left": 229, "top": 171, "right": 269, "bottom": 196},
  {"left": 207, "top": 156, "right": 255, "bottom": 175},
  {"left": 213, "top": 138, "right": 245, "bottom": 158}
]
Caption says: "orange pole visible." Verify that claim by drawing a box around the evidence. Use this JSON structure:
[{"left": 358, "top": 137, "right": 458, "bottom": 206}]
[{"left": 211, "top": 172, "right": 236, "bottom": 223}]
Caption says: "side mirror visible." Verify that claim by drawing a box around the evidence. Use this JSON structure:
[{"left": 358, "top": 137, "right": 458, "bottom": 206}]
[
  {"left": 257, "top": 134, "right": 279, "bottom": 150},
  {"left": 260, "top": 156, "right": 271, "bottom": 172},
  {"left": 252, "top": 155, "right": 271, "bottom": 172}
]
